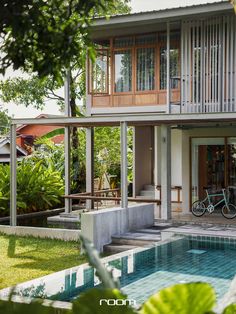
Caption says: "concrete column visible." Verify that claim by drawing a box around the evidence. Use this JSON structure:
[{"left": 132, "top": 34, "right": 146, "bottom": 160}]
[
  {"left": 120, "top": 121, "right": 128, "bottom": 209},
  {"left": 86, "top": 127, "right": 94, "bottom": 210},
  {"left": 10, "top": 124, "right": 17, "bottom": 226},
  {"left": 64, "top": 71, "right": 72, "bottom": 213},
  {"left": 161, "top": 125, "right": 171, "bottom": 220},
  {"left": 182, "top": 130, "right": 190, "bottom": 213},
  {"left": 167, "top": 22, "right": 171, "bottom": 114},
  {"left": 154, "top": 126, "right": 162, "bottom": 200}
]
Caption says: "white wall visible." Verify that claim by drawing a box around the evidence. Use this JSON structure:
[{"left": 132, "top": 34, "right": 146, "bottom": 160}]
[{"left": 171, "top": 129, "right": 182, "bottom": 186}]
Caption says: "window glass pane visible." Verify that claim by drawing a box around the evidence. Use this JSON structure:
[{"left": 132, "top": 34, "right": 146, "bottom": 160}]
[
  {"left": 160, "top": 47, "right": 179, "bottom": 90},
  {"left": 136, "top": 47, "right": 155, "bottom": 91},
  {"left": 114, "top": 37, "right": 133, "bottom": 48},
  {"left": 160, "top": 47, "right": 167, "bottom": 90},
  {"left": 191, "top": 138, "right": 225, "bottom": 202},
  {"left": 91, "top": 50, "right": 108, "bottom": 93},
  {"left": 114, "top": 50, "right": 132, "bottom": 92},
  {"left": 135, "top": 34, "right": 156, "bottom": 45}
]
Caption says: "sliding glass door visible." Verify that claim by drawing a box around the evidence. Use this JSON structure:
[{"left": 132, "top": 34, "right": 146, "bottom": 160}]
[
  {"left": 191, "top": 137, "right": 236, "bottom": 205},
  {"left": 191, "top": 138, "right": 225, "bottom": 202}
]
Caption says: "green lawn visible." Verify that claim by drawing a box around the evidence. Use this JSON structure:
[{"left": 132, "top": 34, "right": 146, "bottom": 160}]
[{"left": 0, "top": 234, "right": 87, "bottom": 289}]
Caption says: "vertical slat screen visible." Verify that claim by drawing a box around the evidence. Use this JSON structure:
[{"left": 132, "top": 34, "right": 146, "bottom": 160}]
[{"left": 181, "top": 15, "right": 236, "bottom": 113}]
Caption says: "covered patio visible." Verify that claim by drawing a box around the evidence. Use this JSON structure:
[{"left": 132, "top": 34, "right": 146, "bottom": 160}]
[{"left": 9, "top": 112, "right": 236, "bottom": 227}]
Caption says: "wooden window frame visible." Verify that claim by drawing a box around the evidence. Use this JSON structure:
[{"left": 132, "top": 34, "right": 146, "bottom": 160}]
[
  {"left": 89, "top": 31, "right": 181, "bottom": 101},
  {"left": 88, "top": 48, "right": 110, "bottom": 95},
  {"left": 113, "top": 47, "right": 134, "bottom": 95}
]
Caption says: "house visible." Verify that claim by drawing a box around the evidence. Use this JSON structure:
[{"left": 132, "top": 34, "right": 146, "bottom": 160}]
[
  {"left": 0, "top": 137, "right": 27, "bottom": 163},
  {"left": 16, "top": 114, "right": 64, "bottom": 151},
  {"left": 85, "top": 1, "right": 236, "bottom": 219},
  {"left": 8, "top": 1, "right": 236, "bottom": 249}
]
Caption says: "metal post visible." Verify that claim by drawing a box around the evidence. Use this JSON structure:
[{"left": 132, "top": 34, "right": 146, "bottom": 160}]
[
  {"left": 201, "top": 20, "right": 205, "bottom": 113},
  {"left": 86, "top": 127, "right": 94, "bottom": 210},
  {"left": 160, "top": 125, "right": 171, "bottom": 220},
  {"left": 120, "top": 121, "right": 128, "bottom": 209},
  {"left": 180, "top": 21, "right": 184, "bottom": 113},
  {"left": 221, "top": 17, "right": 225, "bottom": 112},
  {"left": 167, "top": 22, "right": 171, "bottom": 114},
  {"left": 10, "top": 124, "right": 17, "bottom": 226},
  {"left": 64, "top": 70, "right": 71, "bottom": 213}
]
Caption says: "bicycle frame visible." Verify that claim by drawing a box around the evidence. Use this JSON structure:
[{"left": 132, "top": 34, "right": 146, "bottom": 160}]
[{"left": 203, "top": 189, "right": 228, "bottom": 212}]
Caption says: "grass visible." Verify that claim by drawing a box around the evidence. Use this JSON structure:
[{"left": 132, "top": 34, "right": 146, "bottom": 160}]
[{"left": 0, "top": 234, "right": 87, "bottom": 289}]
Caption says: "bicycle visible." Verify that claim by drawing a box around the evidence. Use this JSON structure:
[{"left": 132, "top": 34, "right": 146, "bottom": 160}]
[{"left": 191, "top": 188, "right": 236, "bottom": 219}]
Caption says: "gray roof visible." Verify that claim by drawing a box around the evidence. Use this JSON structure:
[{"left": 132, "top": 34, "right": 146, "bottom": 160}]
[
  {"left": 91, "top": 1, "right": 232, "bottom": 39},
  {"left": 0, "top": 137, "right": 27, "bottom": 156},
  {"left": 96, "top": 1, "right": 228, "bottom": 20}
]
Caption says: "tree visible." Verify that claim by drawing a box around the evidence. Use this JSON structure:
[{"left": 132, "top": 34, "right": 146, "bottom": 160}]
[
  {"left": 0, "top": 0, "right": 129, "bottom": 80},
  {"left": 0, "top": 0, "right": 131, "bottom": 191},
  {"left": 0, "top": 107, "right": 10, "bottom": 135}
]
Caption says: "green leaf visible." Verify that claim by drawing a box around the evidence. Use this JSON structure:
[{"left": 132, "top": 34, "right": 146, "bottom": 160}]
[
  {"left": 73, "top": 288, "right": 136, "bottom": 314},
  {"left": 40, "top": 128, "right": 65, "bottom": 140},
  {"left": 80, "top": 235, "right": 120, "bottom": 289},
  {"left": 223, "top": 304, "right": 236, "bottom": 314},
  {"left": 140, "top": 283, "right": 216, "bottom": 314}
]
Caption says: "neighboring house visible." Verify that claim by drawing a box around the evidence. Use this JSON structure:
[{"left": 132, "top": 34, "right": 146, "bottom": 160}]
[
  {"left": 0, "top": 137, "right": 27, "bottom": 163},
  {"left": 16, "top": 114, "right": 64, "bottom": 151},
  {"left": 85, "top": 1, "right": 236, "bottom": 217}
]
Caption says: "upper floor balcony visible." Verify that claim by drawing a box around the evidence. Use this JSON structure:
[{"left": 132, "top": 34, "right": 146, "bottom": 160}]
[{"left": 87, "top": 2, "right": 236, "bottom": 115}]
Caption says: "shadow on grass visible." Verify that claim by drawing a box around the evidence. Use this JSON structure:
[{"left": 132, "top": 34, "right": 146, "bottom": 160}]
[
  {"left": 7, "top": 237, "right": 16, "bottom": 258},
  {"left": 5, "top": 235, "right": 85, "bottom": 273},
  {"left": 13, "top": 253, "right": 85, "bottom": 272}
]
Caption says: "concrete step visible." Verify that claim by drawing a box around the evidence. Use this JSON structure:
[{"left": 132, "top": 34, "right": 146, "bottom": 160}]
[
  {"left": 103, "top": 244, "right": 137, "bottom": 254},
  {"left": 140, "top": 190, "right": 155, "bottom": 197},
  {"left": 112, "top": 232, "right": 161, "bottom": 246},
  {"left": 143, "top": 185, "right": 155, "bottom": 191}
]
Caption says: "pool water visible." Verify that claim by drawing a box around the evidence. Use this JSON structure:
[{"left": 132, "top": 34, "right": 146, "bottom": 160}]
[{"left": 2, "top": 235, "right": 236, "bottom": 304}]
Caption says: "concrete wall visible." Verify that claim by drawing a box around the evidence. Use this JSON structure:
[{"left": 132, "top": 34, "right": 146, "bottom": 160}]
[
  {"left": 171, "top": 130, "right": 182, "bottom": 186},
  {"left": 0, "top": 225, "right": 80, "bottom": 241},
  {"left": 81, "top": 203, "right": 154, "bottom": 252},
  {"left": 133, "top": 126, "right": 154, "bottom": 196}
]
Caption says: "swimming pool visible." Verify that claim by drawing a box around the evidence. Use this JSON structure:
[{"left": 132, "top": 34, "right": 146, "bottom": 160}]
[{"left": 1, "top": 235, "right": 236, "bottom": 305}]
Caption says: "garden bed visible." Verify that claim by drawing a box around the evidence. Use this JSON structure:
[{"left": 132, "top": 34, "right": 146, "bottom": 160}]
[{"left": 0, "top": 234, "right": 87, "bottom": 289}]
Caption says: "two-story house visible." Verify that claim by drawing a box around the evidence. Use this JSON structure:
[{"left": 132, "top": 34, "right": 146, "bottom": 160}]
[
  {"left": 85, "top": 1, "right": 236, "bottom": 219},
  {"left": 9, "top": 1, "right": 236, "bottom": 230}
]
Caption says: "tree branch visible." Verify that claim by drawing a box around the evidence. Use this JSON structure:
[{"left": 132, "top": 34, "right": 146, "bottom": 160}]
[{"left": 48, "top": 89, "right": 64, "bottom": 101}]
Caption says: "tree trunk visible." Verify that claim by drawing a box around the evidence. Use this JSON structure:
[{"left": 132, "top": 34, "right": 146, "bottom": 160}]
[{"left": 70, "top": 75, "right": 80, "bottom": 192}]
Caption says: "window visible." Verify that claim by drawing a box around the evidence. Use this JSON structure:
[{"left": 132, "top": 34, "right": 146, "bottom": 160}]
[
  {"left": 136, "top": 47, "right": 155, "bottom": 91},
  {"left": 90, "top": 50, "right": 109, "bottom": 94},
  {"left": 114, "top": 50, "right": 132, "bottom": 93},
  {"left": 160, "top": 47, "right": 179, "bottom": 90},
  {"left": 114, "top": 37, "right": 134, "bottom": 48}
]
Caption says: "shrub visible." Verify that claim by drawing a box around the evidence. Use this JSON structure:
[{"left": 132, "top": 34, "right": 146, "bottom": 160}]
[{"left": 0, "top": 160, "right": 64, "bottom": 216}]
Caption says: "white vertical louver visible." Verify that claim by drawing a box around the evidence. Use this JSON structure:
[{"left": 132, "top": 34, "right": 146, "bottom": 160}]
[{"left": 181, "top": 15, "right": 236, "bottom": 113}]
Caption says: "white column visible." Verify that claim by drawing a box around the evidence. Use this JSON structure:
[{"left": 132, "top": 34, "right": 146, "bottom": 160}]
[
  {"left": 120, "top": 121, "right": 128, "bottom": 209},
  {"left": 10, "top": 124, "right": 17, "bottom": 226},
  {"left": 181, "top": 131, "right": 190, "bottom": 213},
  {"left": 161, "top": 125, "right": 171, "bottom": 220},
  {"left": 154, "top": 126, "right": 161, "bottom": 200},
  {"left": 64, "top": 71, "right": 71, "bottom": 213},
  {"left": 167, "top": 22, "right": 171, "bottom": 114},
  {"left": 86, "top": 127, "right": 94, "bottom": 210}
]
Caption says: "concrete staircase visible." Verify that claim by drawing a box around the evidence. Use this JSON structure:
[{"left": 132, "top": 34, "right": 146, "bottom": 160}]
[
  {"left": 136, "top": 184, "right": 155, "bottom": 199},
  {"left": 103, "top": 227, "right": 161, "bottom": 253}
]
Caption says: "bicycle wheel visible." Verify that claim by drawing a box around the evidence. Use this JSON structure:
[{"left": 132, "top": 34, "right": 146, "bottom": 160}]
[
  {"left": 191, "top": 200, "right": 206, "bottom": 217},
  {"left": 222, "top": 203, "right": 236, "bottom": 219}
]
